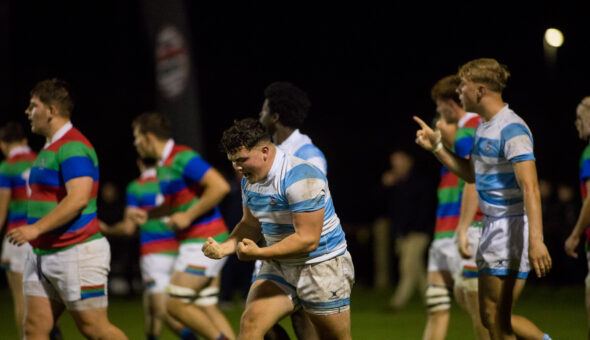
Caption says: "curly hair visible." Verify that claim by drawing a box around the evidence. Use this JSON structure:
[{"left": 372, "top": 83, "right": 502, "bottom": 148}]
[
  {"left": 457, "top": 58, "right": 511, "bottom": 93},
  {"left": 0, "top": 121, "right": 26, "bottom": 143},
  {"left": 132, "top": 112, "right": 172, "bottom": 140},
  {"left": 264, "top": 82, "right": 311, "bottom": 129},
  {"left": 30, "top": 78, "right": 75, "bottom": 118},
  {"left": 220, "top": 118, "right": 270, "bottom": 154},
  {"left": 431, "top": 75, "right": 461, "bottom": 103}
]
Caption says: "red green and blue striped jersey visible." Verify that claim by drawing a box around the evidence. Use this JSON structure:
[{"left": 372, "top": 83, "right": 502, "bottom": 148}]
[
  {"left": 126, "top": 168, "right": 179, "bottom": 256},
  {"left": 434, "top": 113, "right": 483, "bottom": 239},
  {"left": 579, "top": 144, "right": 590, "bottom": 251},
  {"left": 158, "top": 141, "right": 228, "bottom": 244},
  {"left": 27, "top": 124, "right": 101, "bottom": 254},
  {"left": 0, "top": 146, "right": 37, "bottom": 232}
]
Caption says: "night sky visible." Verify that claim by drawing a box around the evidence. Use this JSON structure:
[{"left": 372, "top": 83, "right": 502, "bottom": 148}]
[{"left": 3, "top": 1, "right": 590, "bottom": 224}]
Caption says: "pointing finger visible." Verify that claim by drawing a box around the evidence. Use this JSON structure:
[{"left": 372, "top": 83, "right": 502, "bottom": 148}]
[{"left": 413, "top": 116, "right": 429, "bottom": 129}]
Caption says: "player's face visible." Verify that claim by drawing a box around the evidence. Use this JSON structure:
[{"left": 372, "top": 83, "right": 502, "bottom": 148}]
[
  {"left": 435, "top": 99, "right": 456, "bottom": 124},
  {"left": 457, "top": 78, "right": 479, "bottom": 112},
  {"left": 259, "top": 99, "right": 276, "bottom": 133},
  {"left": 227, "top": 145, "right": 267, "bottom": 183},
  {"left": 575, "top": 105, "right": 590, "bottom": 140},
  {"left": 25, "top": 96, "right": 52, "bottom": 135},
  {"left": 435, "top": 117, "right": 457, "bottom": 149},
  {"left": 133, "top": 127, "right": 156, "bottom": 158}
]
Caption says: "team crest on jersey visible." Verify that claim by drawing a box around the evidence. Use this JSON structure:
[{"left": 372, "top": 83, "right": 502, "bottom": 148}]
[
  {"left": 40, "top": 157, "right": 46, "bottom": 167},
  {"left": 484, "top": 141, "right": 492, "bottom": 153},
  {"left": 269, "top": 196, "right": 276, "bottom": 206}
]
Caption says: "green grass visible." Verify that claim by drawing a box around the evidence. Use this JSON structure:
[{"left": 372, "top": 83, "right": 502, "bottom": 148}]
[{"left": 0, "top": 284, "right": 586, "bottom": 339}]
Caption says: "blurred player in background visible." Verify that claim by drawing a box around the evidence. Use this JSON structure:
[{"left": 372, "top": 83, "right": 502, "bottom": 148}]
[
  {"left": 565, "top": 96, "right": 590, "bottom": 340},
  {"left": 132, "top": 112, "right": 234, "bottom": 340}
]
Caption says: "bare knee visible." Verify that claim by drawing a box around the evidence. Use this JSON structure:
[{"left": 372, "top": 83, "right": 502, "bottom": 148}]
[
  {"left": 166, "top": 297, "right": 183, "bottom": 318},
  {"left": 479, "top": 303, "right": 496, "bottom": 330},
  {"left": 24, "top": 312, "right": 54, "bottom": 337},
  {"left": 239, "top": 309, "right": 265, "bottom": 339}
]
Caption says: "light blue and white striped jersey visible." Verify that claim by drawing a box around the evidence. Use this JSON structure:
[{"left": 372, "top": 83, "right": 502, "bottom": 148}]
[
  {"left": 278, "top": 129, "right": 327, "bottom": 175},
  {"left": 242, "top": 148, "right": 346, "bottom": 265},
  {"left": 471, "top": 105, "right": 535, "bottom": 217}
]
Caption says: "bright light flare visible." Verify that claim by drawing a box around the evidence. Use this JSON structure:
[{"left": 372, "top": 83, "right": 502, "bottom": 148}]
[{"left": 544, "top": 28, "right": 564, "bottom": 47}]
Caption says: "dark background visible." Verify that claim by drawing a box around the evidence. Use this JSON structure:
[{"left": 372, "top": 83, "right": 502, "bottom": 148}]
[{"left": 1, "top": 2, "right": 590, "bottom": 284}]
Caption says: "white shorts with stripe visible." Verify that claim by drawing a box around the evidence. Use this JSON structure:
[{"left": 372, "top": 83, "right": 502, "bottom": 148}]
[
  {"left": 476, "top": 215, "right": 530, "bottom": 279},
  {"left": 23, "top": 237, "right": 111, "bottom": 311},
  {"left": 255, "top": 251, "right": 354, "bottom": 315},
  {"left": 174, "top": 242, "right": 227, "bottom": 277},
  {"left": 140, "top": 253, "right": 175, "bottom": 293}
]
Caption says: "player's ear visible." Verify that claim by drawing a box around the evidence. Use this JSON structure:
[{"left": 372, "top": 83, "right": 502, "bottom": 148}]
[
  {"left": 270, "top": 112, "right": 280, "bottom": 124},
  {"left": 261, "top": 145, "right": 269, "bottom": 161}
]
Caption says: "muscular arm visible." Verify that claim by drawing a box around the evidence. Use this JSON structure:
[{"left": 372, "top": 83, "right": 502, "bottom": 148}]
[
  {"left": 413, "top": 116, "right": 475, "bottom": 182},
  {"left": 203, "top": 204, "right": 262, "bottom": 258},
  {"left": 0, "top": 188, "right": 10, "bottom": 231},
  {"left": 8, "top": 176, "right": 93, "bottom": 245},
  {"left": 565, "top": 180, "right": 590, "bottom": 258},
  {"left": 257, "top": 208, "right": 324, "bottom": 259},
  {"left": 513, "top": 160, "right": 552, "bottom": 277}
]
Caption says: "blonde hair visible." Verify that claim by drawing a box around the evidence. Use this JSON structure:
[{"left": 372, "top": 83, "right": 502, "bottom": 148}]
[
  {"left": 579, "top": 97, "right": 590, "bottom": 115},
  {"left": 457, "top": 58, "right": 511, "bottom": 93}
]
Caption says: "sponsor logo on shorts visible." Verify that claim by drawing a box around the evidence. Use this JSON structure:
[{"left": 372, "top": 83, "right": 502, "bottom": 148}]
[
  {"left": 328, "top": 290, "right": 339, "bottom": 300},
  {"left": 145, "top": 279, "right": 156, "bottom": 289},
  {"left": 81, "top": 284, "right": 105, "bottom": 299}
]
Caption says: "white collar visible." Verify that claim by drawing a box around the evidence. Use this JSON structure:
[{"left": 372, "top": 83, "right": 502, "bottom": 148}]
[
  {"left": 8, "top": 145, "right": 32, "bottom": 158},
  {"left": 45, "top": 121, "right": 73, "bottom": 148},
  {"left": 140, "top": 168, "right": 157, "bottom": 179},
  {"left": 158, "top": 139, "right": 175, "bottom": 165},
  {"left": 278, "top": 129, "right": 301, "bottom": 149},
  {"left": 266, "top": 147, "right": 285, "bottom": 181}
]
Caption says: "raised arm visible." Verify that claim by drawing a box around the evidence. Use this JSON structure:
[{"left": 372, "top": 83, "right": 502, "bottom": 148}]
[{"left": 413, "top": 116, "right": 475, "bottom": 182}]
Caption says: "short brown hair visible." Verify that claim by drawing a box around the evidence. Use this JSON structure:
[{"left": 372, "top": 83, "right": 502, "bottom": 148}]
[
  {"left": 132, "top": 112, "right": 172, "bottom": 140},
  {"left": 0, "top": 121, "right": 26, "bottom": 143},
  {"left": 431, "top": 75, "right": 461, "bottom": 103},
  {"left": 457, "top": 58, "right": 511, "bottom": 92},
  {"left": 30, "top": 78, "right": 75, "bottom": 118},
  {"left": 220, "top": 118, "right": 270, "bottom": 154}
]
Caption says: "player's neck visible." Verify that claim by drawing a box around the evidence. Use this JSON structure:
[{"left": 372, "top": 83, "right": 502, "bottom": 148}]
[
  {"left": 273, "top": 126, "right": 295, "bottom": 145},
  {"left": 153, "top": 138, "right": 169, "bottom": 160},
  {"left": 260, "top": 143, "right": 278, "bottom": 180},
  {"left": 45, "top": 118, "right": 70, "bottom": 143},
  {"left": 478, "top": 97, "right": 505, "bottom": 122}
]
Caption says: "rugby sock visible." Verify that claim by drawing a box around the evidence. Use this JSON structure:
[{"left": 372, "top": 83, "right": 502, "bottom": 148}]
[
  {"left": 179, "top": 328, "right": 198, "bottom": 340},
  {"left": 542, "top": 334, "right": 552, "bottom": 340},
  {"left": 216, "top": 333, "right": 229, "bottom": 340}
]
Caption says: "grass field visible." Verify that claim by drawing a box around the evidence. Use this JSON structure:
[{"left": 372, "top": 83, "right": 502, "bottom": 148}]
[{"left": 0, "top": 284, "right": 586, "bottom": 339}]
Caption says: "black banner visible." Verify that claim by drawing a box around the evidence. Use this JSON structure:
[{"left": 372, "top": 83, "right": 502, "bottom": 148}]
[{"left": 140, "top": 0, "right": 203, "bottom": 152}]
